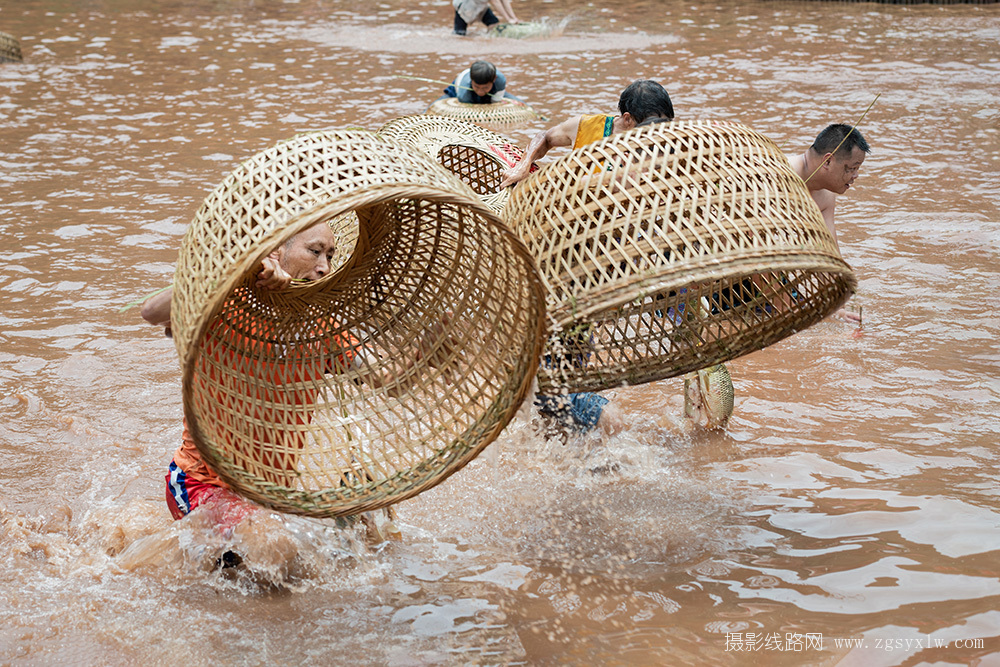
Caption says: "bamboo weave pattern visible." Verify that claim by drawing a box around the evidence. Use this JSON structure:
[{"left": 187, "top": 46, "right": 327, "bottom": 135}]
[
  {"left": 171, "top": 130, "right": 545, "bottom": 517},
  {"left": 0, "top": 32, "right": 22, "bottom": 63},
  {"left": 802, "top": 0, "right": 994, "bottom": 3},
  {"left": 378, "top": 115, "right": 524, "bottom": 213},
  {"left": 488, "top": 21, "right": 557, "bottom": 38},
  {"left": 503, "top": 120, "right": 857, "bottom": 393},
  {"left": 426, "top": 96, "right": 542, "bottom": 125}
]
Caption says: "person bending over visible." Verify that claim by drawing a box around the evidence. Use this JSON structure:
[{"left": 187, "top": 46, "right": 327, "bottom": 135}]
[
  {"left": 444, "top": 60, "right": 521, "bottom": 104},
  {"left": 452, "top": 0, "right": 519, "bottom": 36},
  {"left": 789, "top": 123, "right": 871, "bottom": 323},
  {"left": 499, "top": 79, "right": 674, "bottom": 188},
  {"left": 498, "top": 80, "right": 675, "bottom": 435}
]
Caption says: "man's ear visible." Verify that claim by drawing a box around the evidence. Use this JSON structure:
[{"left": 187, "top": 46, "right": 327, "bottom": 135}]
[
  {"left": 269, "top": 247, "right": 283, "bottom": 263},
  {"left": 822, "top": 152, "right": 834, "bottom": 167},
  {"left": 621, "top": 112, "right": 636, "bottom": 129}
]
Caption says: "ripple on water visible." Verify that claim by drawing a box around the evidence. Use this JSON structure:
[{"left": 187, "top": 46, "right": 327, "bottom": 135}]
[
  {"left": 771, "top": 490, "right": 1000, "bottom": 560},
  {"left": 298, "top": 22, "right": 679, "bottom": 56},
  {"left": 3, "top": 0, "right": 1000, "bottom": 662},
  {"left": 716, "top": 556, "right": 1000, "bottom": 616}
]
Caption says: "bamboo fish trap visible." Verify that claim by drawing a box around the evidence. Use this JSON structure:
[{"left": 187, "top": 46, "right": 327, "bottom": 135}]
[
  {"left": 0, "top": 32, "right": 22, "bottom": 63},
  {"left": 488, "top": 21, "right": 556, "bottom": 38},
  {"left": 171, "top": 130, "right": 546, "bottom": 518},
  {"left": 377, "top": 115, "right": 525, "bottom": 213},
  {"left": 502, "top": 120, "right": 857, "bottom": 394},
  {"left": 426, "top": 97, "right": 542, "bottom": 126}
]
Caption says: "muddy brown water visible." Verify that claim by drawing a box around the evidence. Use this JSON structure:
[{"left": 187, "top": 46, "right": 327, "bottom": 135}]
[{"left": 1, "top": 0, "right": 999, "bottom": 664}]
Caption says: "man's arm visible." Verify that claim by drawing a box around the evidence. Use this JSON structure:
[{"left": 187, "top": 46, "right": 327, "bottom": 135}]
[
  {"left": 810, "top": 191, "right": 862, "bottom": 323},
  {"left": 140, "top": 287, "right": 173, "bottom": 333},
  {"left": 255, "top": 256, "right": 292, "bottom": 290},
  {"left": 489, "top": 72, "right": 507, "bottom": 104},
  {"left": 499, "top": 115, "right": 581, "bottom": 187},
  {"left": 812, "top": 189, "right": 840, "bottom": 253},
  {"left": 140, "top": 256, "right": 291, "bottom": 335},
  {"left": 453, "top": 70, "right": 473, "bottom": 103},
  {"left": 492, "top": 0, "right": 520, "bottom": 23}
]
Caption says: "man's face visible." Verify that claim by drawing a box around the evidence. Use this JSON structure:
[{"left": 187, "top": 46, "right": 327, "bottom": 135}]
[
  {"left": 828, "top": 147, "right": 866, "bottom": 194},
  {"left": 278, "top": 224, "right": 337, "bottom": 282},
  {"left": 471, "top": 80, "right": 493, "bottom": 97}
]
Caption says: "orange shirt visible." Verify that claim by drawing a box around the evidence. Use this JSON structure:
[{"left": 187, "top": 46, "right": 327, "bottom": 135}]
[
  {"left": 174, "top": 419, "right": 225, "bottom": 486},
  {"left": 574, "top": 114, "right": 615, "bottom": 148},
  {"left": 174, "top": 293, "right": 360, "bottom": 487}
]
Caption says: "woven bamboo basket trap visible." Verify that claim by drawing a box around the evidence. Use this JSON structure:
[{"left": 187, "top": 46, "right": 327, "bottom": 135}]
[
  {"left": 503, "top": 120, "right": 857, "bottom": 394},
  {"left": 425, "top": 97, "right": 542, "bottom": 125},
  {"left": 171, "top": 130, "right": 546, "bottom": 518},
  {"left": 377, "top": 115, "right": 525, "bottom": 213},
  {"left": 488, "top": 21, "right": 556, "bottom": 38},
  {"left": 0, "top": 32, "right": 22, "bottom": 63}
]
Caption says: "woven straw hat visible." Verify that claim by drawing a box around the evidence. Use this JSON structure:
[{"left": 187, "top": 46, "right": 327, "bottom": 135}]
[
  {"left": 377, "top": 115, "right": 524, "bottom": 213},
  {"left": 503, "top": 120, "right": 857, "bottom": 394},
  {"left": 426, "top": 97, "right": 542, "bottom": 126},
  {"left": 0, "top": 32, "right": 22, "bottom": 63},
  {"left": 171, "top": 130, "right": 546, "bottom": 517}
]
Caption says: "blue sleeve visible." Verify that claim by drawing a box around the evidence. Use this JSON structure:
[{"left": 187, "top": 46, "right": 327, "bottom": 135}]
[
  {"left": 454, "top": 70, "right": 475, "bottom": 103},
  {"left": 486, "top": 71, "right": 507, "bottom": 103}
]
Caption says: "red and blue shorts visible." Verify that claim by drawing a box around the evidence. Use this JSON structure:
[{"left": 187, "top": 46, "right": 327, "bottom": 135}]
[{"left": 165, "top": 459, "right": 223, "bottom": 520}]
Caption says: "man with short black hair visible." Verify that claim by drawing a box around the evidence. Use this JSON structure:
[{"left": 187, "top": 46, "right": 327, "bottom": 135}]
[
  {"left": 790, "top": 123, "right": 871, "bottom": 323},
  {"left": 790, "top": 123, "right": 871, "bottom": 252},
  {"left": 444, "top": 59, "right": 514, "bottom": 104}
]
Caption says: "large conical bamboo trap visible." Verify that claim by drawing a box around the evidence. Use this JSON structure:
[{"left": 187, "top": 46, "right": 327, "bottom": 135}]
[
  {"left": 171, "top": 130, "right": 546, "bottom": 518},
  {"left": 426, "top": 97, "right": 542, "bottom": 126},
  {"left": 502, "top": 120, "right": 857, "bottom": 394},
  {"left": 0, "top": 32, "right": 22, "bottom": 63},
  {"left": 377, "top": 115, "right": 525, "bottom": 213}
]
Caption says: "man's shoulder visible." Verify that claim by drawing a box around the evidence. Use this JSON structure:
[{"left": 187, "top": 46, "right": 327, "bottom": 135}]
[
  {"left": 576, "top": 113, "right": 613, "bottom": 131},
  {"left": 787, "top": 152, "right": 805, "bottom": 173},
  {"left": 574, "top": 114, "right": 615, "bottom": 147},
  {"left": 807, "top": 187, "right": 837, "bottom": 217}
]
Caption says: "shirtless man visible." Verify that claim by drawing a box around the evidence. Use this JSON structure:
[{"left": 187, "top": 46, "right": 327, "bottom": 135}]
[
  {"left": 789, "top": 124, "right": 870, "bottom": 251},
  {"left": 789, "top": 123, "right": 871, "bottom": 322}
]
